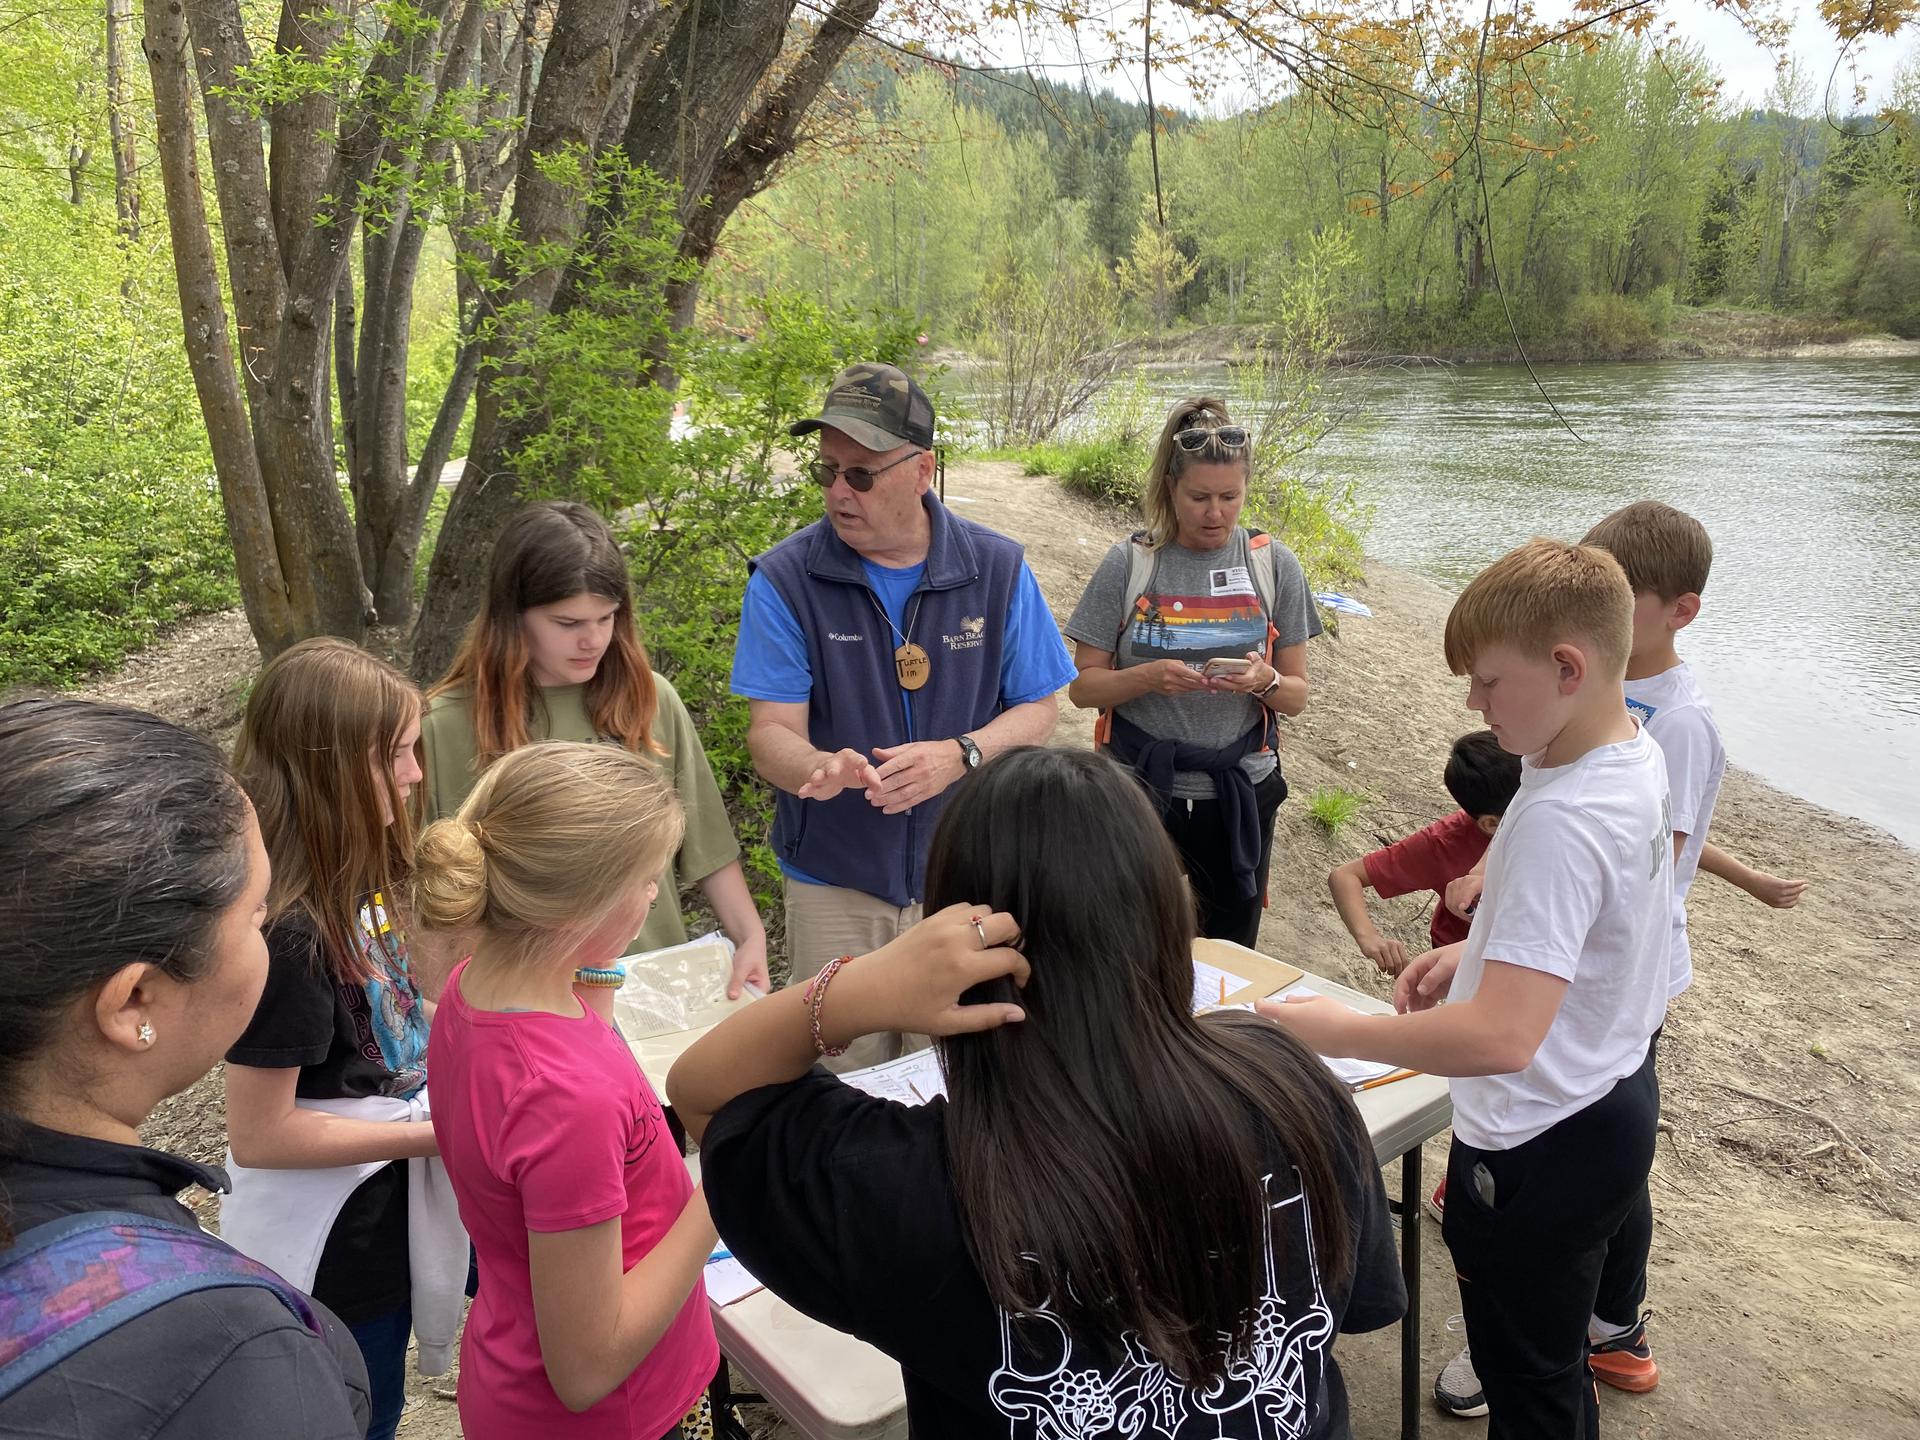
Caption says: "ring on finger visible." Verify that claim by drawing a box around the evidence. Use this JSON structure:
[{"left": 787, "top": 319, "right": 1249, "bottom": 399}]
[{"left": 971, "top": 917, "right": 989, "bottom": 949}]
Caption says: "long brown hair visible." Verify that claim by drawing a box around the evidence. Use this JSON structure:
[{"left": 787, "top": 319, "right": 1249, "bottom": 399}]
[
  {"left": 233, "top": 638, "right": 420, "bottom": 985},
  {"left": 430, "top": 501, "right": 661, "bottom": 767},
  {"left": 1141, "top": 395, "right": 1252, "bottom": 548},
  {"left": 931, "top": 747, "right": 1360, "bottom": 1387}
]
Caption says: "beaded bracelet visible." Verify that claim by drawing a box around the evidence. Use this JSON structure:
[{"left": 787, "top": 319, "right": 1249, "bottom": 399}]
[
  {"left": 573, "top": 964, "right": 627, "bottom": 988},
  {"left": 803, "top": 955, "right": 855, "bottom": 1057}
]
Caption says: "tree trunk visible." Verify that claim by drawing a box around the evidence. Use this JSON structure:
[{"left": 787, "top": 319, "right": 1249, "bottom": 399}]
[
  {"left": 410, "top": 0, "right": 639, "bottom": 684},
  {"left": 412, "top": 0, "right": 881, "bottom": 679},
  {"left": 359, "top": 0, "right": 496, "bottom": 625},
  {"left": 335, "top": 270, "right": 369, "bottom": 576},
  {"left": 267, "top": 2, "right": 343, "bottom": 270},
  {"left": 666, "top": 0, "right": 883, "bottom": 326},
  {"left": 143, "top": 0, "right": 300, "bottom": 654},
  {"left": 185, "top": 0, "right": 287, "bottom": 412},
  {"left": 105, "top": 0, "right": 140, "bottom": 241},
  {"left": 188, "top": 0, "right": 373, "bottom": 642},
  {"left": 67, "top": 140, "right": 91, "bottom": 207}
]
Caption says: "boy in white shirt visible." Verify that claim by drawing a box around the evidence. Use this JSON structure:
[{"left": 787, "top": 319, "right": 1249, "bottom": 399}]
[
  {"left": 1265, "top": 538, "right": 1672, "bottom": 1440},
  {"left": 1569, "top": 500, "right": 1724, "bottom": 1393}
]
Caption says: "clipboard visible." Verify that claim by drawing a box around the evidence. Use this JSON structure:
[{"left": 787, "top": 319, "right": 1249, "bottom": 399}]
[{"left": 1192, "top": 937, "right": 1305, "bottom": 1007}]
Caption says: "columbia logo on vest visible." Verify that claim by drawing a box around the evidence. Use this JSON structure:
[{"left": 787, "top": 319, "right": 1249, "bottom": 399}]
[
  {"left": 943, "top": 616, "right": 987, "bottom": 651},
  {"left": 827, "top": 631, "right": 865, "bottom": 643}
]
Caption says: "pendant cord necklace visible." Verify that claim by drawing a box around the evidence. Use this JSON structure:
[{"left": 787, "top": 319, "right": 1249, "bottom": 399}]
[
  {"left": 869, "top": 589, "right": 931, "bottom": 691},
  {"left": 867, "top": 590, "right": 927, "bottom": 651}
]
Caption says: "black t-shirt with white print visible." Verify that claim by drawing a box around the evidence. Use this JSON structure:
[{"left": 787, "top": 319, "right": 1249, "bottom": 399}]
[{"left": 702, "top": 1051, "right": 1405, "bottom": 1439}]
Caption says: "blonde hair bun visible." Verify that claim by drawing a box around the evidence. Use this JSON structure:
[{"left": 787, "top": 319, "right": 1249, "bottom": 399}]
[
  {"left": 417, "top": 741, "right": 685, "bottom": 969},
  {"left": 412, "top": 818, "right": 491, "bottom": 931}
]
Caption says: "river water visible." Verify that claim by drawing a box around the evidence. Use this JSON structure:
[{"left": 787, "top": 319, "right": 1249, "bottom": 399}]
[{"left": 1001, "top": 358, "right": 1920, "bottom": 846}]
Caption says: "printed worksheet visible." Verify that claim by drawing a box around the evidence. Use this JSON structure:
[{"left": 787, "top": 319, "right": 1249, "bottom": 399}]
[
  {"left": 1192, "top": 958, "right": 1254, "bottom": 1011},
  {"left": 840, "top": 1047, "right": 948, "bottom": 1106},
  {"left": 705, "top": 1246, "right": 764, "bottom": 1307}
]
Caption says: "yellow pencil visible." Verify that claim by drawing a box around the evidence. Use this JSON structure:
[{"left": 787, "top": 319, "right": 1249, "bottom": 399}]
[
  {"left": 1218, "top": 975, "right": 1227, "bottom": 1005},
  {"left": 1356, "top": 1068, "right": 1422, "bottom": 1092}
]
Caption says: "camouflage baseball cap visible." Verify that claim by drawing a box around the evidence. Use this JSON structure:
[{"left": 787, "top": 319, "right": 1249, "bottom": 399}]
[{"left": 789, "top": 362, "right": 935, "bottom": 453}]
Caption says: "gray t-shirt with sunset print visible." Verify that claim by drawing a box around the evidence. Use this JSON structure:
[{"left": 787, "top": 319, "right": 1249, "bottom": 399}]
[{"left": 1066, "top": 528, "right": 1320, "bottom": 799}]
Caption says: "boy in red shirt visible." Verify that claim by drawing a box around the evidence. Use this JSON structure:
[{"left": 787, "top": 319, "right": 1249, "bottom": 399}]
[{"left": 1329, "top": 730, "right": 1521, "bottom": 977}]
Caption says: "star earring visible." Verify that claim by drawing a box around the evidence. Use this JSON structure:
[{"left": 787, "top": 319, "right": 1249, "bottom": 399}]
[{"left": 138, "top": 1021, "right": 154, "bottom": 1046}]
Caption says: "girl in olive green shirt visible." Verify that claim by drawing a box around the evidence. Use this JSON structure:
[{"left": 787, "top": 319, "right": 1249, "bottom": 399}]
[{"left": 419, "top": 501, "right": 768, "bottom": 998}]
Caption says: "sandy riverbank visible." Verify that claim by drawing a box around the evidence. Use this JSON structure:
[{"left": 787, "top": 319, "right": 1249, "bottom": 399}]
[{"left": 78, "top": 457, "right": 1918, "bottom": 1438}]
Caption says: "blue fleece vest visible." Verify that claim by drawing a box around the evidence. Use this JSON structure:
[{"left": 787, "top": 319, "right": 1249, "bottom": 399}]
[{"left": 751, "top": 496, "right": 1026, "bottom": 907}]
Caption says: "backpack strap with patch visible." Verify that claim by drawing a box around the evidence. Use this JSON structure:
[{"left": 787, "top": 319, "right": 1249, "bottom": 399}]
[{"left": 0, "top": 1210, "right": 321, "bottom": 1401}]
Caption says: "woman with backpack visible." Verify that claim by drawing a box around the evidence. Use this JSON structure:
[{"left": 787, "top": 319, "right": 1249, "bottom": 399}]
[
  {"left": 1063, "top": 396, "right": 1322, "bottom": 947},
  {"left": 0, "top": 698, "right": 370, "bottom": 1438}
]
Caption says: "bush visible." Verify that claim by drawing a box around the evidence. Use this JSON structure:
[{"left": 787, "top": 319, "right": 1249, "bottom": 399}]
[
  {"left": 1561, "top": 292, "right": 1658, "bottom": 357},
  {"left": 0, "top": 199, "right": 233, "bottom": 688},
  {"left": 638, "top": 296, "right": 931, "bottom": 910},
  {"left": 1229, "top": 231, "right": 1369, "bottom": 592},
  {"left": 0, "top": 469, "right": 235, "bottom": 687},
  {"left": 1023, "top": 435, "right": 1143, "bottom": 508},
  {"left": 969, "top": 257, "right": 1124, "bottom": 446},
  {"left": 1017, "top": 369, "right": 1154, "bottom": 510}
]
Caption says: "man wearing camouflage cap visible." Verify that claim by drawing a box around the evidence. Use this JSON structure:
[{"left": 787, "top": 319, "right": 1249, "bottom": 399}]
[{"left": 731, "top": 363, "right": 1074, "bottom": 1062}]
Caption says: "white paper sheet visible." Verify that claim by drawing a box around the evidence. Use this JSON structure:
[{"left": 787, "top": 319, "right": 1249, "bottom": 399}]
[
  {"left": 704, "top": 1248, "right": 764, "bottom": 1307},
  {"left": 1192, "top": 958, "right": 1253, "bottom": 1012},
  {"left": 1269, "top": 982, "right": 1400, "bottom": 1086},
  {"left": 838, "top": 1048, "right": 947, "bottom": 1106}
]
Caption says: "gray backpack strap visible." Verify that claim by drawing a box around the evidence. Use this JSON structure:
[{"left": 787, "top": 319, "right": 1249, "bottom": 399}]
[
  {"left": 1114, "top": 531, "right": 1157, "bottom": 651},
  {"left": 1244, "top": 526, "right": 1280, "bottom": 622}
]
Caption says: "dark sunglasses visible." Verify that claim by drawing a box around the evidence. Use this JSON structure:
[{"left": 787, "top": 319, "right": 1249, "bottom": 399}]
[
  {"left": 1174, "top": 425, "right": 1250, "bottom": 454},
  {"left": 805, "top": 450, "right": 924, "bottom": 492}
]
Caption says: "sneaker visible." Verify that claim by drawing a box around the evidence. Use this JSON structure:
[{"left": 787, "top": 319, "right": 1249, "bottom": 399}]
[
  {"left": 1589, "top": 1312, "right": 1660, "bottom": 1393},
  {"left": 1433, "top": 1317, "right": 1488, "bottom": 1418},
  {"left": 1424, "top": 1176, "right": 1447, "bottom": 1224}
]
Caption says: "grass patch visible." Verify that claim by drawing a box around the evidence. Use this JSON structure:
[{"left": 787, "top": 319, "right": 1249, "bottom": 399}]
[
  {"left": 1018, "top": 435, "right": 1146, "bottom": 509},
  {"left": 1304, "top": 786, "right": 1367, "bottom": 835}
]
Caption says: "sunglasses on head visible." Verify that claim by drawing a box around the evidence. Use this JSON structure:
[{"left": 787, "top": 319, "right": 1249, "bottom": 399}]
[
  {"left": 804, "top": 450, "right": 924, "bottom": 492},
  {"left": 1174, "top": 425, "right": 1250, "bottom": 454}
]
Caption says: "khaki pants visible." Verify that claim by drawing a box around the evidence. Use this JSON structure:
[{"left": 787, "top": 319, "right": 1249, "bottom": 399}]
[{"left": 784, "top": 878, "right": 925, "bottom": 1073}]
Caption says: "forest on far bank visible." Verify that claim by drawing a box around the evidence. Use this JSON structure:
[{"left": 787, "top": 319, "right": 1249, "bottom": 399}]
[
  {"left": 716, "top": 44, "right": 1920, "bottom": 358},
  {"left": 4, "top": 0, "right": 1917, "bottom": 768}
]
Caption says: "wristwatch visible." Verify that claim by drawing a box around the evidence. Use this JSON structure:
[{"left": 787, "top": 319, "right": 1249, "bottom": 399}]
[
  {"left": 1259, "top": 675, "right": 1283, "bottom": 702},
  {"left": 956, "top": 735, "right": 983, "bottom": 772}
]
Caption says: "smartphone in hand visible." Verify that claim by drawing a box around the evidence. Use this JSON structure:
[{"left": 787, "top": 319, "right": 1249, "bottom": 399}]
[{"left": 1201, "top": 657, "right": 1253, "bottom": 677}]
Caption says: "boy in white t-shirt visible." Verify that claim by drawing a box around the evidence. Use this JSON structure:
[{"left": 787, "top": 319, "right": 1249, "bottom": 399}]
[
  {"left": 1265, "top": 538, "right": 1672, "bottom": 1440},
  {"left": 1571, "top": 499, "right": 1768, "bottom": 1394}
]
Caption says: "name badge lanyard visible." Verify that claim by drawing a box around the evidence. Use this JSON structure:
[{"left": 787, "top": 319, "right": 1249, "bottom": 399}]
[{"left": 867, "top": 590, "right": 931, "bottom": 692}]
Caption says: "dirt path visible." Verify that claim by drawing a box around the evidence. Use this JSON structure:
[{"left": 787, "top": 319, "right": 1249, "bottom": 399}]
[{"left": 78, "top": 460, "right": 1918, "bottom": 1438}]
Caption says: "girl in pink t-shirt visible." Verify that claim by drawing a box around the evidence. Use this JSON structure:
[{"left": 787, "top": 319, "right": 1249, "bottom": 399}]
[{"left": 412, "top": 741, "right": 718, "bottom": 1439}]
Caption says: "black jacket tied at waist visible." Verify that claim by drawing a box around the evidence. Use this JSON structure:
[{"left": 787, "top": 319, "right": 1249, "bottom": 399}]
[{"left": 1105, "top": 709, "right": 1274, "bottom": 900}]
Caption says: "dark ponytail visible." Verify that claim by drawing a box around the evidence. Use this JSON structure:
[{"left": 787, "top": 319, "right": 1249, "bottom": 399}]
[
  {"left": 0, "top": 699, "right": 251, "bottom": 1232},
  {"left": 931, "top": 747, "right": 1360, "bottom": 1387}
]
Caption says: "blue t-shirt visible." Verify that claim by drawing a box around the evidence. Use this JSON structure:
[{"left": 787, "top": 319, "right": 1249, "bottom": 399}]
[
  {"left": 732, "top": 561, "right": 1072, "bottom": 719},
  {"left": 732, "top": 557, "right": 1075, "bottom": 884}
]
